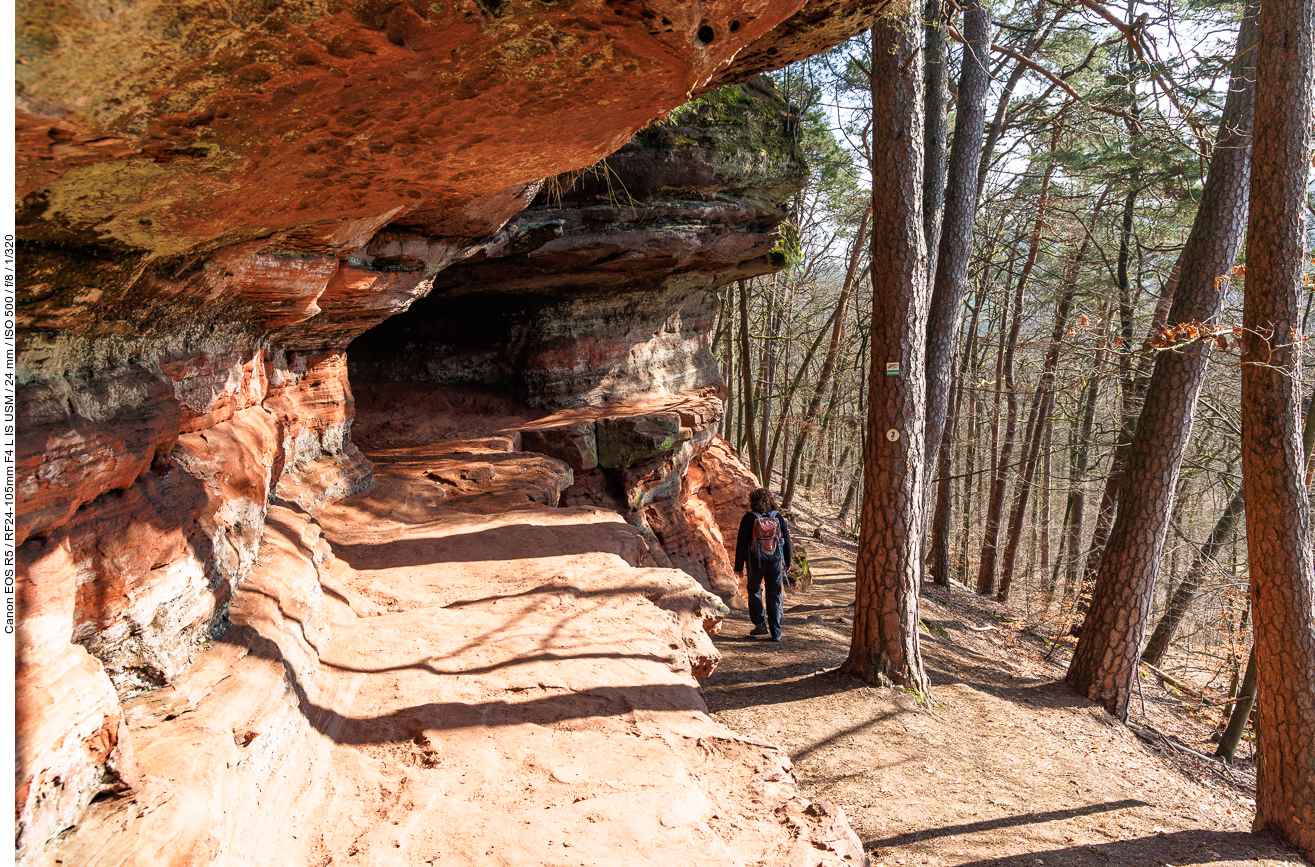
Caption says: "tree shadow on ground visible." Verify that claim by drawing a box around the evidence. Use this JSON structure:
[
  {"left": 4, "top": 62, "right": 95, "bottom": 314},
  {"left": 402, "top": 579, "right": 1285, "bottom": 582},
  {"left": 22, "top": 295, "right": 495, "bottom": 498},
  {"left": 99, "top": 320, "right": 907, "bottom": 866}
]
[
  {"left": 864, "top": 800, "right": 1150, "bottom": 849},
  {"left": 218, "top": 624, "right": 693, "bottom": 744},
  {"left": 887, "top": 827, "right": 1305, "bottom": 866}
]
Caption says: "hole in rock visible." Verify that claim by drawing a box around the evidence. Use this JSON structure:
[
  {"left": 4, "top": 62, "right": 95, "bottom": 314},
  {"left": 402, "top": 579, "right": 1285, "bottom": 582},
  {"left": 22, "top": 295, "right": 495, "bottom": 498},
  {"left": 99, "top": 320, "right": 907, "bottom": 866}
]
[{"left": 697, "top": 25, "right": 715, "bottom": 44}]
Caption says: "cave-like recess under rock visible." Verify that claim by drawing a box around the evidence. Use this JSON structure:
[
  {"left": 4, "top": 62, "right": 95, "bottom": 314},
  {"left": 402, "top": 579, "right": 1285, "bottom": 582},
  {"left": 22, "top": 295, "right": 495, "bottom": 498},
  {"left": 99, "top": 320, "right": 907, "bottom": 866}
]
[{"left": 14, "top": 2, "right": 888, "bottom": 864}]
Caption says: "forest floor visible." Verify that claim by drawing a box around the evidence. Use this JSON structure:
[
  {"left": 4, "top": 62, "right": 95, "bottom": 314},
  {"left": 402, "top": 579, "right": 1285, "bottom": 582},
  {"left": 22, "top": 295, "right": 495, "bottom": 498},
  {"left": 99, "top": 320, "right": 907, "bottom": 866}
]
[{"left": 699, "top": 532, "right": 1310, "bottom": 867}]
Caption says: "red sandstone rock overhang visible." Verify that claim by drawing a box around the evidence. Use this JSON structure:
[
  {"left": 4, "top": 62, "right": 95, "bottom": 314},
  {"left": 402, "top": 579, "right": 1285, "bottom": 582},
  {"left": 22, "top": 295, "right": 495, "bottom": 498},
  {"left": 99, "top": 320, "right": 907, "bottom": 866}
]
[{"left": 16, "top": 0, "right": 891, "bottom": 265}]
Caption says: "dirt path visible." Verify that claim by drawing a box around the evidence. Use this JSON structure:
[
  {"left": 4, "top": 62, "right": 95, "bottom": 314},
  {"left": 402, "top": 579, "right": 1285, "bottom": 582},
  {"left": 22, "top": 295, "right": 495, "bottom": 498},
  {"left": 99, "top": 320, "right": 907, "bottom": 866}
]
[{"left": 700, "top": 538, "right": 1309, "bottom": 867}]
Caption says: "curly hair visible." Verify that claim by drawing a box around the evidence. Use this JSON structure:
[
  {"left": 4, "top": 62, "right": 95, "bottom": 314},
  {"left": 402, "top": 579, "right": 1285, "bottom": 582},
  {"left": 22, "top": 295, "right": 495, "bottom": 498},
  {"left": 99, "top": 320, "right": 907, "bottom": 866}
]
[{"left": 749, "top": 487, "right": 777, "bottom": 514}]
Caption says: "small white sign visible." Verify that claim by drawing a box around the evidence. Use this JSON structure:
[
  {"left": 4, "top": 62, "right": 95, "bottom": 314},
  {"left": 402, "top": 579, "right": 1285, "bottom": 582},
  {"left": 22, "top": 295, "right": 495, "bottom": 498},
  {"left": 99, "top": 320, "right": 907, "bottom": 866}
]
[
  {"left": 886, "top": 429, "right": 900, "bottom": 442},
  {"left": 886, "top": 362, "right": 900, "bottom": 376}
]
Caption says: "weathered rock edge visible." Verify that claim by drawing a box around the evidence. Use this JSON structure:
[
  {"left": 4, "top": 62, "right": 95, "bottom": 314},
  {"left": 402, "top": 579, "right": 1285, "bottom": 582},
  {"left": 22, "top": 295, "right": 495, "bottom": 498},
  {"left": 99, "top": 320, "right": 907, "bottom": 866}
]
[{"left": 24, "top": 428, "right": 866, "bottom": 866}]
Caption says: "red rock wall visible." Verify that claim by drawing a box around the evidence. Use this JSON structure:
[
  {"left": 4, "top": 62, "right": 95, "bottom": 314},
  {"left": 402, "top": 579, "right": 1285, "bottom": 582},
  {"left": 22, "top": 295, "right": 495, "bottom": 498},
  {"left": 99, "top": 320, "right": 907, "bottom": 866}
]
[
  {"left": 17, "top": 535, "right": 140, "bottom": 859},
  {"left": 14, "top": 349, "right": 373, "bottom": 860},
  {"left": 14, "top": 0, "right": 886, "bottom": 859},
  {"left": 684, "top": 435, "right": 763, "bottom": 607},
  {"left": 515, "top": 394, "right": 759, "bottom": 611},
  {"left": 346, "top": 86, "right": 804, "bottom": 409},
  {"left": 693, "top": 436, "right": 764, "bottom": 569}
]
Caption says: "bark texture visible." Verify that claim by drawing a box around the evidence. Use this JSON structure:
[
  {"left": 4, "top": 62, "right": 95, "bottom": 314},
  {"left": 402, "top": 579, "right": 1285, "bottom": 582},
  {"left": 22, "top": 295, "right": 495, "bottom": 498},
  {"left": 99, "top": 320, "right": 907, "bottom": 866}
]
[
  {"left": 842, "top": 16, "right": 931, "bottom": 695},
  {"left": 1066, "top": 9, "right": 1257, "bottom": 718},
  {"left": 1240, "top": 0, "right": 1315, "bottom": 852},
  {"left": 923, "top": 0, "right": 993, "bottom": 478},
  {"left": 922, "top": 0, "right": 950, "bottom": 291}
]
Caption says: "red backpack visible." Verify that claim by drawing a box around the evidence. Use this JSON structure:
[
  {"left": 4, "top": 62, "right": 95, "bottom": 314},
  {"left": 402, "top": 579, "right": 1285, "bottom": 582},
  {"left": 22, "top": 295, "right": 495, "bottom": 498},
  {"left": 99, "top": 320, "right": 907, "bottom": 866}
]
[{"left": 751, "top": 511, "right": 784, "bottom": 564}]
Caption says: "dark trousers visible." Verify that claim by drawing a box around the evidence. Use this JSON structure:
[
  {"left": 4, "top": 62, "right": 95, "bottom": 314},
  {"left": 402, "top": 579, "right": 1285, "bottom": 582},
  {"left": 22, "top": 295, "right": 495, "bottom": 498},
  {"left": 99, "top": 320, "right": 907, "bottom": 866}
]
[{"left": 748, "top": 560, "right": 785, "bottom": 639}]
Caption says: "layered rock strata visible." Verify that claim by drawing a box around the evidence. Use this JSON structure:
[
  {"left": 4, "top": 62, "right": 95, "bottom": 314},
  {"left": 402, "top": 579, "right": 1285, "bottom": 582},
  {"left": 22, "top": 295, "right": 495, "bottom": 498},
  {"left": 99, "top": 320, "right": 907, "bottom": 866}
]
[
  {"left": 15, "top": 352, "right": 375, "bottom": 860},
  {"left": 27, "top": 411, "right": 865, "bottom": 866},
  {"left": 348, "top": 77, "right": 806, "bottom": 406},
  {"left": 515, "top": 390, "right": 755, "bottom": 608},
  {"left": 15, "top": 0, "right": 879, "bottom": 860},
  {"left": 17, "top": 0, "right": 880, "bottom": 265}
]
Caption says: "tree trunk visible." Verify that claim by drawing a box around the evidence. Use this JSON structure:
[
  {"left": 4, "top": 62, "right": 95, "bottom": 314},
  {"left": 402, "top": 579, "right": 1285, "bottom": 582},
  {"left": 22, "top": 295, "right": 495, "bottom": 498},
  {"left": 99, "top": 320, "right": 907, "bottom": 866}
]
[
  {"left": 1077, "top": 172, "right": 1182, "bottom": 603},
  {"left": 1215, "top": 646, "right": 1257, "bottom": 764},
  {"left": 806, "top": 376, "right": 845, "bottom": 495},
  {"left": 737, "top": 279, "right": 762, "bottom": 479},
  {"left": 1240, "top": 0, "right": 1315, "bottom": 849},
  {"left": 998, "top": 230, "right": 1084, "bottom": 602},
  {"left": 843, "top": 18, "right": 931, "bottom": 695},
  {"left": 930, "top": 281, "right": 988, "bottom": 586},
  {"left": 1077, "top": 170, "right": 1149, "bottom": 599},
  {"left": 1053, "top": 343, "right": 1109, "bottom": 605},
  {"left": 923, "top": 0, "right": 992, "bottom": 483},
  {"left": 922, "top": 0, "right": 949, "bottom": 291},
  {"left": 998, "top": 388, "right": 1053, "bottom": 603},
  {"left": 772, "top": 302, "right": 843, "bottom": 494},
  {"left": 1076, "top": 182, "right": 1144, "bottom": 602},
  {"left": 759, "top": 280, "right": 779, "bottom": 484},
  {"left": 1066, "top": 6, "right": 1258, "bottom": 720},
  {"left": 1140, "top": 487, "right": 1246, "bottom": 667},
  {"left": 1038, "top": 400, "right": 1053, "bottom": 579},
  {"left": 974, "top": 4, "right": 1059, "bottom": 200},
  {"left": 721, "top": 284, "right": 735, "bottom": 441}
]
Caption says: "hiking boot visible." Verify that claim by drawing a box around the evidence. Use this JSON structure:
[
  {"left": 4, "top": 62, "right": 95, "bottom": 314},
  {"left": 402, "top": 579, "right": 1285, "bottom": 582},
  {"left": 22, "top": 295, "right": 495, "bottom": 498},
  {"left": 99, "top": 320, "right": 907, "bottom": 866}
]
[
  {"left": 750, "top": 624, "right": 769, "bottom": 636},
  {"left": 770, "top": 634, "right": 782, "bottom": 642}
]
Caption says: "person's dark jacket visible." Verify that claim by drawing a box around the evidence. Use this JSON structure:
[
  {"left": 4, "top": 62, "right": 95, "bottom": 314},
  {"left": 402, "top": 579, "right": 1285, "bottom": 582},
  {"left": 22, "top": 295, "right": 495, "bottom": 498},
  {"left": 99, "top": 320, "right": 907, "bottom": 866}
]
[{"left": 734, "top": 511, "right": 793, "bottom": 574}]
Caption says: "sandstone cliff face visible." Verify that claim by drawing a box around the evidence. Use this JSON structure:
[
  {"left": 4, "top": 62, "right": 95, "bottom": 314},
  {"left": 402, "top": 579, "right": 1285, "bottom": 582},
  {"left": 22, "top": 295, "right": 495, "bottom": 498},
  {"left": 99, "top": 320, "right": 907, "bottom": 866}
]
[
  {"left": 342, "top": 82, "right": 796, "bottom": 609},
  {"left": 17, "top": 0, "right": 873, "bottom": 366},
  {"left": 15, "top": 1, "right": 878, "bottom": 862},
  {"left": 349, "top": 78, "right": 805, "bottom": 406},
  {"left": 16, "top": 352, "right": 375, "bottom": 861}
]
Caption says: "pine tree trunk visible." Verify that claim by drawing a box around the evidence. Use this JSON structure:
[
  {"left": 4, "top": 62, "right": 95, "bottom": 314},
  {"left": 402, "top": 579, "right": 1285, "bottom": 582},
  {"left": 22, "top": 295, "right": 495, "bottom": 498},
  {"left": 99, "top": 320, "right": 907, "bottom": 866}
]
[
  {"left": 1215, "top": 646, "right": 1257, "bottom": 764},
  {"left": 759, "top": 282, "right": 778, "bottom": 484},
  {"left": 999, "top": 230, "right": 1082, "bottom": 602},
  {"left": 1078, "top": 188, "right": 1181, "bottom": 601},
  {"left": 721, "top": 284, "right": 735, "bottom": 441},
  {"left": 738, "top": 279, "right": 762, "bottom": 478},
  {"left": 843, "top": 17, "right": 931, "bottom": 694},
  {"left": 975, "top": 4, "right": 1058, "bottom": 200},
  {"left": 1240, "top": 0, "right": 1315, "bottom": 848},
  {"left": 998, "top": 388, "right": 1053, "bottom": 602},
  {"left": 1054, "top": 355, "right": 1107, "bottom": 605},
  {"left": 930, "top": 282, "right": 988, "bottom": 586},
  {"left": 924, "top": 0, "right": 992, "bottom": 480},
  {"left": 1038, "top": 406, "right": 1053, "bottom": 579},
  {"left": 1066, "top": 7, "right": 1258, "bottom": 719},
  {"left": 922, "top": 0, "right": 949, "bottom": 291},
  {"left": 1076, "top": 182, "right": 1145, "bottom": 599}
]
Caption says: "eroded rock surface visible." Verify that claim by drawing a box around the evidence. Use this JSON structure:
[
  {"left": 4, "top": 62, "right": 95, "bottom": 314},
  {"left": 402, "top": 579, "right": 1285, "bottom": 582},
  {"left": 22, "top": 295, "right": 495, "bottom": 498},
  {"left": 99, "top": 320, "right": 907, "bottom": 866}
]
[
  {"left": 348, "top": 79, "right": 805, "bottom": 406},
  {"left": 15, "top": 353, "right": 373, "bottom": 860},
  {"left": 31, "top": 411, "right": 864, "bottom": 867},
  {"left": 15, "top": 1, "right": 877, "bottom": 860}
]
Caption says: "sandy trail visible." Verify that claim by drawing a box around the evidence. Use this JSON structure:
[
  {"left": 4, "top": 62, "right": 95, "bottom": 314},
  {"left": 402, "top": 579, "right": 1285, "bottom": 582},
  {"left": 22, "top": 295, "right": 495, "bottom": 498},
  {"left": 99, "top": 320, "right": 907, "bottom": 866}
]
[{"left": 701, "top": 539, "right": 1309, "bottom": 867}]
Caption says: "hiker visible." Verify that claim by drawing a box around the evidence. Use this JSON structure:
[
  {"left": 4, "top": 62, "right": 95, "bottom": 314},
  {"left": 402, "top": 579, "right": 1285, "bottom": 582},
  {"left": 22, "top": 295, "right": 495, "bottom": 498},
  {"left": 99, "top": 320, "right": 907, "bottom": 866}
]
[{"left": 734, "top": 487, "right": 794, "bottom": 642}]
